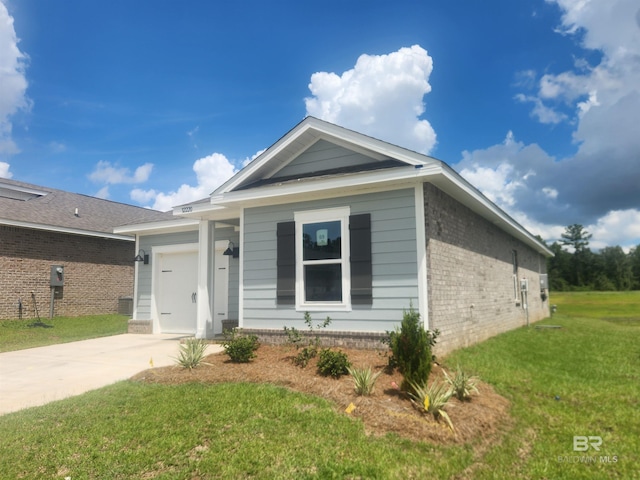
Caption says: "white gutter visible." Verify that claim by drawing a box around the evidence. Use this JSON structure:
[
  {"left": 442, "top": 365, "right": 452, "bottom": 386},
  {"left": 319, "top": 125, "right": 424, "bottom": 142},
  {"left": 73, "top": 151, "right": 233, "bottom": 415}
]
[
  {"left": 0, "top": 218, "right": 135, "bottom": 241},
  {"left": 114, "top": 217, "right": 199, "bottom": 236}
]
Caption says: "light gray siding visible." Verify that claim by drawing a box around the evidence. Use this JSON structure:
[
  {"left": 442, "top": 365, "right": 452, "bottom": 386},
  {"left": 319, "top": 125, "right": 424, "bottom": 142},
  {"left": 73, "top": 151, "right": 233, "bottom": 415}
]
[
  {"left": 134, "top": 230, "right": 198, "bottom": 319},
  {"left": 272, "top": 139, "right": 385, "bottom": 178},
  {"left": 242, "top": 188, "right": 418, "bottom": 332}
]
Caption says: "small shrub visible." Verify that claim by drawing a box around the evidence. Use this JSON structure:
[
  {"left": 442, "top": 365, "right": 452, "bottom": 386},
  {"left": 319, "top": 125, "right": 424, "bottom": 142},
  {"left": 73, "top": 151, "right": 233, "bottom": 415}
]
[
  {"left": 291, "top": 346, "right": 317, "bottom": 367},
  {"left": 174, "top": 337, "right": 209, "bottom": 370},
  {"left": 386, "top": 306, "right": 439, "bottom": 392},
  {"left": 444, "top": 365, "right": 479, "bottom": 401},
  {"left": 284, "top": 312, "right": 331, "bottom": 367},
  {"left": 348, "top": 366, "right": 382, "bottom": 396},
  {"left": 317, "top": 349, "right": 350, "bottom": 378},
  {"left": 408, "top": 379, "right": 454, "bottom": 431},
  {"left": 222, "top": 329, "right": 260, "bottom": 363}
]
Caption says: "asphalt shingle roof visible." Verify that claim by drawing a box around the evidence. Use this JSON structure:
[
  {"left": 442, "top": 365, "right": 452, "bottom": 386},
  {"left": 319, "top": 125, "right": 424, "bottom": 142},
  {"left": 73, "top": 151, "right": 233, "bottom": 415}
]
[{"left": 0, "top": 178, "right": 173, "bottom": 236}]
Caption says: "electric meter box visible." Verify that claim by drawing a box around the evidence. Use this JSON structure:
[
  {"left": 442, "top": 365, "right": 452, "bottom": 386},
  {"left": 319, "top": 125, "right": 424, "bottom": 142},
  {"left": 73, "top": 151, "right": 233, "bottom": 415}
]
[
  {"left": 539, "top": 274, "right": 549, "bottom": 290},
  {"left": 50, "top": 265, "right": 64, "bottom": 287}
]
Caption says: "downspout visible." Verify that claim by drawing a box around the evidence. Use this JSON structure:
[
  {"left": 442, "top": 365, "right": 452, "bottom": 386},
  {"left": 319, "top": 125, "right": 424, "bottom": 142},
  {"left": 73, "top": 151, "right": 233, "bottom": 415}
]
[{"left": 415, "top": 183, "right": 429, "bottom": 330}]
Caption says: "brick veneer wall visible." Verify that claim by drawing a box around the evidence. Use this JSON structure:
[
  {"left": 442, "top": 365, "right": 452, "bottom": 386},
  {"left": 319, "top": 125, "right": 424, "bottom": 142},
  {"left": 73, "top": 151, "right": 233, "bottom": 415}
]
[
  {"left": 238, "top": 328, "right": 389, "bottom": 350},
  {"left": 0, "top": 226, "right": 134, "bottom": 319},
  {"left": 423, "top": 183, "right": 549, "bottom": 355}
]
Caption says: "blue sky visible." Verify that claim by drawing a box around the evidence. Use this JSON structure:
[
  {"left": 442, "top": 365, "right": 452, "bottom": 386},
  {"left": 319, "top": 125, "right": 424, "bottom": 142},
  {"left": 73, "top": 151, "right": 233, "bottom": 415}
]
[{"left": 1, "top": 0, "right": 639, "bottom": 250}]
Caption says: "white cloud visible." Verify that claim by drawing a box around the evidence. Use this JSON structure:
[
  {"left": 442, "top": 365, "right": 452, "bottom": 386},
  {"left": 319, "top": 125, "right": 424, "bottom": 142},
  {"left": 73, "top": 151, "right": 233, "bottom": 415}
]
[
  {"left": 0, "top": 160, "right": 12, "bottom": 178},
  {"left": 542, "top": 187, "right": 558, "bottom": 199},
  {"left": 48, "top": 141, "right": 67, "bottom": 153},
  {"left": 88, "top": 160, "right": 153, "bottom": 184},
  {"left": 131, "top": 152, "right": 239, "bottom": 211},
  {"left": 0, "top": 1, "right": 30, "bottom": 158},
  {"left": 305, "top": 45, "right": 436, "bottom": 154},
  {"left": 95, "top": 186, "right": 109, "bottom": 199},
  {"left": 459, "top": 163, "right": 522, "bottom": 207},
  {"left": 130, "top": 187, "right": 157, "bottom": 204},
  {"left": 587, "top": 209, "right": 640, "bottom": 251},
  {"left": 457, "top": 0, "right": 640, "bottom": 248},
  {"left": 515, "top": 93, "right": 568, "bottom": 124}
]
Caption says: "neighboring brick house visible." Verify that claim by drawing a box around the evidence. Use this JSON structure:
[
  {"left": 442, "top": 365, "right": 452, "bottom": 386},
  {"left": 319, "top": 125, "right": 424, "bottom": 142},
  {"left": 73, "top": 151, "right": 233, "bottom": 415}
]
[
  {"left": 0, "top": 179, "right": 172, "bottom": 320},
  {"left": 116, "top": 117, "right": 553, "bottom": 355}
]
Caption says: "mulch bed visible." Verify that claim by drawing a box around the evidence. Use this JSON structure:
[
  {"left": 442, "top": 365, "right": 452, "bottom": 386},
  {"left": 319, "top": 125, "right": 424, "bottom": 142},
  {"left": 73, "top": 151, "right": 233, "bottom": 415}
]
[{"left": 132, "top": 344, "right": 511, "bottom": 446}]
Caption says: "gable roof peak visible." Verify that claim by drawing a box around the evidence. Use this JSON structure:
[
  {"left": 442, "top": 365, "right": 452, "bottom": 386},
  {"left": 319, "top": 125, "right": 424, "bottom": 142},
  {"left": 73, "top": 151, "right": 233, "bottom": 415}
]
[{"left": 213, "top": 116, "right": 438, "bottom": 195}]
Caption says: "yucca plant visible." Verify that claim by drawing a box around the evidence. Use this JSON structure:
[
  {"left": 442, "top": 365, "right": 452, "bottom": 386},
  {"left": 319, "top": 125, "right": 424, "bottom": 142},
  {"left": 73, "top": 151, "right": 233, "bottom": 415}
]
[
  {"left": 408, "top": 379, "right": 454, "bottom": 432},
  {"left": 174, "top": 337, "right": 209, "bottom": 370},
  {"left": 347, "top": 366, "right": 382, "bottom": 396},
  {"left": 443, "top": 364, "right": 479, "bottom": 401}
]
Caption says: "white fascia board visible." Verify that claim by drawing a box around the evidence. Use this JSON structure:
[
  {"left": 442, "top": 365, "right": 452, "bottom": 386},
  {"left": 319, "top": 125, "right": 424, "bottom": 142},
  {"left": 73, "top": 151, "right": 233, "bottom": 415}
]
[
  {"left": 1, "top": 218, "right": 135, "bottom": 241},
  {"left": 171, "top": 200, "right": 219, "bottom": 216},
  {"left": 211, "top": 165, "right": 442, "bottom": 208},
  {"left": 114, "top": 217, "right": 199, "bottom": 236},
  {"left": 214, "top": 123, "right": 315, "bottom": 194}
]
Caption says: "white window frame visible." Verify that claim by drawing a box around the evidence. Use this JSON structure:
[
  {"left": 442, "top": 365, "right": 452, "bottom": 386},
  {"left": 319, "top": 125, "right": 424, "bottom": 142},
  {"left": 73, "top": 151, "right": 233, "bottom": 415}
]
[{"left": 294, "top": 206, "right": 351, "bottom": 311}]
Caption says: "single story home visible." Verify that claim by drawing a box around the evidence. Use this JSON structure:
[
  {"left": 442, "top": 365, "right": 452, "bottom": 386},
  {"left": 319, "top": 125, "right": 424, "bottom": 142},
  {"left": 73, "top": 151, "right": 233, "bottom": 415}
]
[
  {"left": 0, "top": 178, "right": 172, "bottom": 320},
  {"left": 115, "top": 117, "right": 552, "bottom": 353}
]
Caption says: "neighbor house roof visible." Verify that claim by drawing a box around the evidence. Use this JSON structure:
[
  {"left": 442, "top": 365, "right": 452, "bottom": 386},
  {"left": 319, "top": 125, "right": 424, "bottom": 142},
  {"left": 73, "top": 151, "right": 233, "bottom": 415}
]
[{"left": 0, "top": 178, "right": 172, "bottom": 241}]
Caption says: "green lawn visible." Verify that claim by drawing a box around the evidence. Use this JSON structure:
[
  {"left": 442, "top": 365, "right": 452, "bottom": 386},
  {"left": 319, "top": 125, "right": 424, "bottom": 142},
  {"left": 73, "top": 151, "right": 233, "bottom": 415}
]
[
  {"left": 0, "top": 315, "right": 128, "bottom": 352},
  {"left": 0, "top": 293, "right": 638, "bottom": 478},
  {"left": 549, "top": 291, "right": 640, "bottom": 325}
]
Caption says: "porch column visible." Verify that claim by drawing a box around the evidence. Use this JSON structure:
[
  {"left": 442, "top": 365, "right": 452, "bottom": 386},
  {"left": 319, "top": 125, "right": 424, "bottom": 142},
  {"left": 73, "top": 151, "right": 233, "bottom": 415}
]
[{"left": 196, "top": 220, "right": 213, "bottom": 338}]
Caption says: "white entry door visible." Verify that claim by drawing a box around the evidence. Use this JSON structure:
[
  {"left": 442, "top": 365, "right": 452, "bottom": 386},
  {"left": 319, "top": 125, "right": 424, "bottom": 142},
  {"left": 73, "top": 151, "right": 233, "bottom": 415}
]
[
  {"left": 157, "top": 251, "right": 198, "bottom": 334},
  {"left": 213, "top": 246, "right": 229, "bottom": 333}
]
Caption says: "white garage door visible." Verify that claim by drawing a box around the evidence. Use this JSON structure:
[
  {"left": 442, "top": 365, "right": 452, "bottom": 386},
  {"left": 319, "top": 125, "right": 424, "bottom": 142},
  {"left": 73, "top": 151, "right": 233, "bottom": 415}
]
[{"left": 157, "top": 251, "right": 198, "bottom": 334}]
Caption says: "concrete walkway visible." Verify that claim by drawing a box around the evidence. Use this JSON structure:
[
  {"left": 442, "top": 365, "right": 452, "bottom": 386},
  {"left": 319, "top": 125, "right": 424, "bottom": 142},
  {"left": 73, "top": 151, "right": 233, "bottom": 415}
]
[{"left": 0, "top": 334, "right": 223, "bottom": 416}]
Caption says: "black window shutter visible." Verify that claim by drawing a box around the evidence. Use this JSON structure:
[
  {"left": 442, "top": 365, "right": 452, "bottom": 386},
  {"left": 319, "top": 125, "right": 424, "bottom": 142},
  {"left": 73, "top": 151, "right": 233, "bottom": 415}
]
[
  {"left": 276, "top": 221, "right": 296, "bottom": 305},
  {"left": 349, "top": 213, "right": 372, "bottom": 305}
]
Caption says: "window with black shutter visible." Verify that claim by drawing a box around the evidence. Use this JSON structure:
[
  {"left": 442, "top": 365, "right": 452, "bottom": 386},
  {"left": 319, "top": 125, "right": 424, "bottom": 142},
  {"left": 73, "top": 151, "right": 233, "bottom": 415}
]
[
  {"left": 277, "top": 208, "right": 372, "bottom": 310},
  {"left": 276, "top": 221, "right": 296, "bottom": 305}
]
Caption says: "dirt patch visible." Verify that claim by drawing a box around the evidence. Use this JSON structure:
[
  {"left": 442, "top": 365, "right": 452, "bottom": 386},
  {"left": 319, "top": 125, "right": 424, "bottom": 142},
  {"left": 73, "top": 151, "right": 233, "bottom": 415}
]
[{"left": 133, "top": 345, "right": 510, "bottom": 445}]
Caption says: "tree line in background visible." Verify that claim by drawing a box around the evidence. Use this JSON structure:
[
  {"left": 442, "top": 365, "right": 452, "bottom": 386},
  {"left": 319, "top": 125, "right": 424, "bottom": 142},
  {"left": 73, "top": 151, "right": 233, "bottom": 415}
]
[{"left": 545, "top": 224, "right": 640, "bottom": 291}]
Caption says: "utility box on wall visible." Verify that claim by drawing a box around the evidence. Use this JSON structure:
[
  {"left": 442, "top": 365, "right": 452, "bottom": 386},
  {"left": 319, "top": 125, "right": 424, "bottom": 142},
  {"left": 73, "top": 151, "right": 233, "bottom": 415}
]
[
  {"left": 539, "top": 273, "right": 549, "bottom": 290},
  {"left": 50, "top": 265, "right": 64, "bottom": 287}
]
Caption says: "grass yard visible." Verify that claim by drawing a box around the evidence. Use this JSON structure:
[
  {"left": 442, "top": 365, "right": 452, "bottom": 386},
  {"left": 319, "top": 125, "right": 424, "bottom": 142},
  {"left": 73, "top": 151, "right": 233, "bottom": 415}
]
[
  {"left": 0, "top": 315, "right": 128, "bottom": 352},
  {"left": 0, "top": 293, "right": 638, "bottom": 478},
  {"left": 550, "top": 291, "right": 640, "bottom": 325}
]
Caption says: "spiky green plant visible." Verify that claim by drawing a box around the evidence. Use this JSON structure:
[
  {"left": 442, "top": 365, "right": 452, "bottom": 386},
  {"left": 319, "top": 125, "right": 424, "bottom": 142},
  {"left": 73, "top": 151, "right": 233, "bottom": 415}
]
[
  {"left": 443, "top": 364, "right": 480, "bottom": 401},
  {"left": 408, "top": 379, "right": 454, "bottom": 432},
  {"left": 347, "top": 366, "right": 382, "bottom": 396},
  {"left": 174, "top": 337, "right": 209, "bottom": 370}
]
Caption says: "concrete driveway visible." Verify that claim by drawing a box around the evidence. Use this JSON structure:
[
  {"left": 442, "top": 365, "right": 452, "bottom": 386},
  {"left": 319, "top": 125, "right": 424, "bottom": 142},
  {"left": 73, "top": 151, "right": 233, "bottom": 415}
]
[{"left": 0, "top": 334, "right": 222, "bottom": 416}]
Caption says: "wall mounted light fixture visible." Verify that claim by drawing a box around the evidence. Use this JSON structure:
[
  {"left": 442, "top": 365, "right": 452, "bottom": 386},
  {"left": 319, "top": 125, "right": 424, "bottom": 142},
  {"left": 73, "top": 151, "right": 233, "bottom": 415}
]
[
  {"left": 134, "top": 249, "right": 149, "bottom": 264},
  {"left": 223, "top": 241, "right": 239, "bottom": 258}
]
